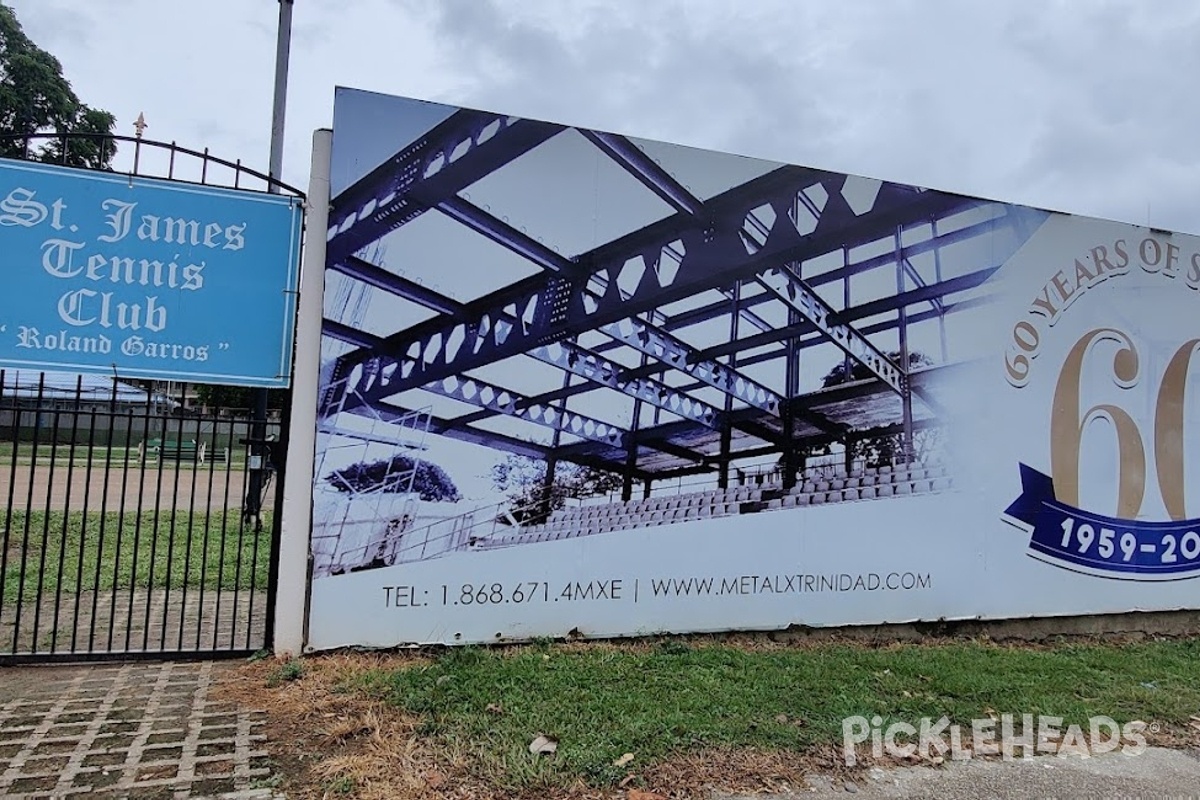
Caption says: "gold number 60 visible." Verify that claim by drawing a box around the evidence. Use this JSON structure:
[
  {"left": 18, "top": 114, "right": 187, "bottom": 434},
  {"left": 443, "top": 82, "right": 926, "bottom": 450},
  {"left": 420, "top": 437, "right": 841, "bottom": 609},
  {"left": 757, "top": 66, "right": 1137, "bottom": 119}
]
[{"left": 1051, "top": 328, "right": 1199, "bottom": 521}]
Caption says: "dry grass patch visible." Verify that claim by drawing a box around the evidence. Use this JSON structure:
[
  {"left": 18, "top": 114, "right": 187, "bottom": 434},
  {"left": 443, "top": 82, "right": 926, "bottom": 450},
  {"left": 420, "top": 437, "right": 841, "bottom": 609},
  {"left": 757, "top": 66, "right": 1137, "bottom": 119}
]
[
  {"left": 217, "top": 636, "right": 1200, "bottom": 799},
  {"left": 217, "top": 653, "right": 474, "bottom": 800},
  {"left": 216, "top": 650, "right": 864, "bottom": 799}
]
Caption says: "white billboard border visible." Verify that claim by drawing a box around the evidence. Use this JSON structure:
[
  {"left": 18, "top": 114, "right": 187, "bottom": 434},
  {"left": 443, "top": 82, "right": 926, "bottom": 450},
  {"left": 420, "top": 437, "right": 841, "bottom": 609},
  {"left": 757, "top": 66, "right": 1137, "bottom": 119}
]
[{"left": 274, "top": 128, "right": 331, "bottom": 657}]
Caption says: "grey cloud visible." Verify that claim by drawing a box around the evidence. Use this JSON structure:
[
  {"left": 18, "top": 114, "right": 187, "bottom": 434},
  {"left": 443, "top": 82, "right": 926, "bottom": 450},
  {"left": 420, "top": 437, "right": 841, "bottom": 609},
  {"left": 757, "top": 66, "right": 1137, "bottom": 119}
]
[
  {"left": 407, "top": 0, "right": 844, "bottom": 160},
  {"left": 7, "top": 0, "right": 97, "bottom": 52},
  {"left": 1002, "top": 2, "right": 1200, "bottom": 230},
  {"left": 7, "top": 0, "right": 1200, "bottom": 234},
  {"left": 393, "top": 0, "right": 1200, "bottom": 234}
]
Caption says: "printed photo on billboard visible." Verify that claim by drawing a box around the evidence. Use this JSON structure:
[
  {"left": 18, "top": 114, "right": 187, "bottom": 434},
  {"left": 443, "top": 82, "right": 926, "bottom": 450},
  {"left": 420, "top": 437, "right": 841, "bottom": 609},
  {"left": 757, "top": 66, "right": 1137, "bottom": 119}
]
[{"left": 309, "top": 87, "right": 1200, "bottom": 649}]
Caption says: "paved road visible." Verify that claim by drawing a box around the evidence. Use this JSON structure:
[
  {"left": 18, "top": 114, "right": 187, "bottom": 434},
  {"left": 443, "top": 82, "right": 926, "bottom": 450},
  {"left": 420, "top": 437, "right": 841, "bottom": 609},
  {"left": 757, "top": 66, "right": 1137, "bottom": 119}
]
[{"left": 738, "top": 747, "right": 1200, "bottom": 799}]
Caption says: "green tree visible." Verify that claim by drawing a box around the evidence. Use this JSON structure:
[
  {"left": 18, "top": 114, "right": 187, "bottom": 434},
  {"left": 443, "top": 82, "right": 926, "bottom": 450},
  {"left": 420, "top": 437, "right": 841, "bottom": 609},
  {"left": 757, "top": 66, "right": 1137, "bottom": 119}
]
[
  {"left": 820, "top": 350, "right": 933, "bottom": 388},
  {"left": 325, "top": 455, "right": 461, "bottom": 502},
  {"left": 0, "top": 3, "right": 116, "bottom": 168},
  {"left": 491, "top": 454, "right": 623, "bottom": 524},
  {"left": 817, "top": 350, "right": 939, "bottom": 468},
  {"left": 194, "top": 384, "right": 287, "bottom": 412}
]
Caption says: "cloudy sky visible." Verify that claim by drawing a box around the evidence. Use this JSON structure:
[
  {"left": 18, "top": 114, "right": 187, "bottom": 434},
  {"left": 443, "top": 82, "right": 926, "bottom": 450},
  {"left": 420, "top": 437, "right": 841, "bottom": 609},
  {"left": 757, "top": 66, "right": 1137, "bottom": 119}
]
[{"left": 10, "top": 0, "right": 1200, "bottom": 234}]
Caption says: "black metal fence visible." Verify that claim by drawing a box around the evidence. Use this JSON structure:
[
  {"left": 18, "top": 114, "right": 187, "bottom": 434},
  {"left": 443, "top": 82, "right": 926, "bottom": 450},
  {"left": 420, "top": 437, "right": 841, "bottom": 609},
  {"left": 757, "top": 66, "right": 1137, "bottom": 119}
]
[
  {"left": 0, "top": 371, "right": 284, "bottom": 663},
  {"left": 0, "top": 132, "right": 302, "bottom": 662}
]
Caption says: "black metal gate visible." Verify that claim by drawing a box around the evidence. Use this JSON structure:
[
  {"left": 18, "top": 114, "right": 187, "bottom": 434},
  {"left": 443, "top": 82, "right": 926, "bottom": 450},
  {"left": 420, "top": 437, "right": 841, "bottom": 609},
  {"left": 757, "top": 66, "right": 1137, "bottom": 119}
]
[
  {"left": 0, "top": 133, "right": 303, "bottom": 663},
  {"left": 0, "top": 373, "right": 285, "bottom": 662}
]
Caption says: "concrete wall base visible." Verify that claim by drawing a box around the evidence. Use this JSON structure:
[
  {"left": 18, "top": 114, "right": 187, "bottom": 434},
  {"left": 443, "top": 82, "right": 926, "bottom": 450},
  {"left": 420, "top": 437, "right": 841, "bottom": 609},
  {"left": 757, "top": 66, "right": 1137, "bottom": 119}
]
[
  {"left": 307, "top": 610, "right": 1200, "bottom": 657},
  {"left": 760, "top": 610, "right": 1200, "bottom": 645}
]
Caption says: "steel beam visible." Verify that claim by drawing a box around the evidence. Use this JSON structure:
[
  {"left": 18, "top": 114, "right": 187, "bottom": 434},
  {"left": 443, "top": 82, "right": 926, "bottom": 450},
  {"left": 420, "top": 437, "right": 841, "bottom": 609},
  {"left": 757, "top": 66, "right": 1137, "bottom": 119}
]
[
  {"left": 580, "top": 129, "right": 705, "bottom": 216},
  {"left": 756, "top": 264, "right": 905, "bottom": 394},
  {"left": 560, "top": 396, "right": 947, "bottom": 471},
  {"left": 529, "top": 339, "right": 723, "bottom": 428},
  {"left": 598, "top": 316, "right": 783, "bottom": 415},
  {"left": 434, "top": 270, "right": 991, "bottom": 434},
  {"left": 895, "top": 226, "right": 915, "bottom": 460},
  {"left": 436, "top": 395, "right": 707, "bottom": 465},
  {"left": 634, "top": 438, "right": 709, "bottom": 464},
  {"left": 478, "top": 270, "right": 994, "bottom": 420},
  {"left": 327, "top": 109, "right": 562, "bottom": 265},
  {"left": 324, "top": 326, "right": 713, "bottom": 467},
  {"left": 789, "top": 404, "right": 849, "bottom": 437},
  {"left": 436, "top": 196, "right": 574, "bottom": 273},
  {"left": 901, "top": 257, "right": 943, "bottom": 315},
  {"left": 331, "top": 255, "right": 463, "bottom": 316},
  {"left": 337, "top": 395, "right": 549, "bottom": 462},
  {"left": 331, "top": 253, "right": 725, "bottom": 430},
  {"left": 642, "top": 419, "right": 942, "bottom": 482},
  {"left": 723, "top": 294, "right": 992, "bottom": 377},
  {"left": 343, "top": 396, "right": 645, "bottom": 478},
  {"left": 555, "top": 411, "right": 781, "bottom": 465},
  {"left": 719, "top": 280, "right": 742, "bottom": 488},
  {"left": 332, "top": 167, "right": 965, "bottom": 402},
  {"left": 420, "top": 372, "right": 628, "bottom": 449},
  {"left": 690, "top": 265, "right": 999, "bottom": 365},
  {"left": 324, "top": 318, "right": 379, "bottom": 350},
  {"left": 323, "top": 138, "right": 1005, "bottom": 475},
  {"left": 587, "top": 417, "right": 722, "bottom": 458},
  {"left": 426, "top": 196, "right": 777, "bottom": 418},
  {"left": 659, "top": 213, "right": 1004, "bottom": 333},
  {"left": 324, "top": 320, "right": 628, "bottom": 449},
  {"left": 329, "top": 354, "right": 668, "bottom": 478},
  {"left": 829, "top": 267, "right": 998, "bottom": 324}
]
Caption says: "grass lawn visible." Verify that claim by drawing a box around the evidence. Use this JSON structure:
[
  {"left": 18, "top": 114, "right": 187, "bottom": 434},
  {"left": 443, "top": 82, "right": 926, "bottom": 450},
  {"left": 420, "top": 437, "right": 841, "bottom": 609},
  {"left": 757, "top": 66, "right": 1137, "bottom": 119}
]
[
  {"left": 334, "top": 638, "right": 1200, "bottom": 793},
  {"left": 0, "top": 441, "right": 137, "bottom": 466},
  {"left": 0, "top": 441, "right": 249, "bottom": 468},
  {"left": 1, "top": 510, "right": 272, "bottom": 603}
]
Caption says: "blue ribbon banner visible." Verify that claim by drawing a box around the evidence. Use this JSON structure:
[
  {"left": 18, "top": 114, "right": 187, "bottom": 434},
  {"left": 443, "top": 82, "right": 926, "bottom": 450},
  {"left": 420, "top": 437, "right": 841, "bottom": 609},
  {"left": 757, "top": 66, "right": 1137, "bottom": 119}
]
[
  {"left": 0, "top": 158, "right": 303, "bottom": 387},
  {"left": 1005, "top": 464, "right": 1200, "bottom": 579}
]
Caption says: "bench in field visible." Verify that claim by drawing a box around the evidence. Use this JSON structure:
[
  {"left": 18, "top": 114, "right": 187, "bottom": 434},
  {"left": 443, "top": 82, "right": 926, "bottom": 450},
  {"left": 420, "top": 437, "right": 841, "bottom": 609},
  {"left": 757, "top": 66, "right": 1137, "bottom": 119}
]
[{"left": 140, "top": 439, "right": 230, "bottom": 465}]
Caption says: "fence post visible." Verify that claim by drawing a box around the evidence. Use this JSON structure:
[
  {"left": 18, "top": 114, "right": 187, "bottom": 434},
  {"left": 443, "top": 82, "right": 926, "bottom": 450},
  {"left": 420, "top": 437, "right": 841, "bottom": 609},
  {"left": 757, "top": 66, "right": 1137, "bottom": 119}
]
[{"left": 274, "top": 128, "right": 331, "bottom": 657}]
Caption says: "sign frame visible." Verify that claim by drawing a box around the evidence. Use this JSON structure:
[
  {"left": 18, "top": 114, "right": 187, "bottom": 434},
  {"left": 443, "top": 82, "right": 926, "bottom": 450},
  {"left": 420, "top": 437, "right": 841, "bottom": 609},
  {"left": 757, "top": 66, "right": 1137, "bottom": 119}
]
[{"left": 0, "top": 156, "right": 304, "bottom": 388}]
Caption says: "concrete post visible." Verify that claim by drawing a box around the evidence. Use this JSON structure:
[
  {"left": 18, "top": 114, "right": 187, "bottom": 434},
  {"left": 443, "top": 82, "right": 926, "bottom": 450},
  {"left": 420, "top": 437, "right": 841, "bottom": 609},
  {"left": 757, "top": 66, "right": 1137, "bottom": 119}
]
[{"left": 273, "top": 128, "right": 331, "bottom": 657}]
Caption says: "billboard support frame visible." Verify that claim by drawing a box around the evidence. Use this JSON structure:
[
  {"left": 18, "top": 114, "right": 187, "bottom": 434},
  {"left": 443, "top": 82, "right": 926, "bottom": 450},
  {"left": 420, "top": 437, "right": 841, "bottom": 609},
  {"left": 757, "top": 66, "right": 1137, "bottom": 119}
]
[{"left": 275, "top": 128, "right": 331, "bottom": 657}]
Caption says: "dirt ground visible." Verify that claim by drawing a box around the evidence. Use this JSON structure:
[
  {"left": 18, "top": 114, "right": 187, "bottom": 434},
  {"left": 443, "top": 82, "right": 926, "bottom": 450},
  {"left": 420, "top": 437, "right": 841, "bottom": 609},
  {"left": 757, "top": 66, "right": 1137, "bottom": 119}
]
[{"left": 1, "top": 463, "right": 246, "bottom": 513}]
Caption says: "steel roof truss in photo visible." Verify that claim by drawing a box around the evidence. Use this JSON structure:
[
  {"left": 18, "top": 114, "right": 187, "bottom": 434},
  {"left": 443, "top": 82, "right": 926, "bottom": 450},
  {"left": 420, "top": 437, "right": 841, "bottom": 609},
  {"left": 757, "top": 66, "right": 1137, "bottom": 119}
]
[{"left": 318, "top": 103, "right": 1046, "bottom": 478}]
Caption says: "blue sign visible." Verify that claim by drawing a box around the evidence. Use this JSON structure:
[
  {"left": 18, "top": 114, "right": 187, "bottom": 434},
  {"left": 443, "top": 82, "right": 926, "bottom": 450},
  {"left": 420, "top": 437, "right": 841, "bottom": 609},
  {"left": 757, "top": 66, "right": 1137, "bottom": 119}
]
[
  {"left": 0, "top": 158, "right": 302, "bottom": 387},
  {"left": 1006, "top": 464, "right": 1200, "bottom": 580}
]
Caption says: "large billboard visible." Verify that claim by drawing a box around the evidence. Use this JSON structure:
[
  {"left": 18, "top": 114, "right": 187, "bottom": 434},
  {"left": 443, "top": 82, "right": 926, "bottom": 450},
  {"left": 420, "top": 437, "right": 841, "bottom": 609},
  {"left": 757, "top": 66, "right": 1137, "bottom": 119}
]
[
  {"left": 0, "top": 159, "right": 303, "bottom": 386},
  {"left": 308, "top": 87, "right": 1200, "bottom": 649}
]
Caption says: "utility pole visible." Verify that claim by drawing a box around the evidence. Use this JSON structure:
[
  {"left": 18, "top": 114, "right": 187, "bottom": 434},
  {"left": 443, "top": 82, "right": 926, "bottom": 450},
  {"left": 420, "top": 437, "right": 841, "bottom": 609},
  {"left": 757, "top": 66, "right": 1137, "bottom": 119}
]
[
  {"left": 269, "top": 0, "right": 294, "bottom": 189},
  {"left": 247, "top": 0, "right": 294, "bottom": 529}
]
